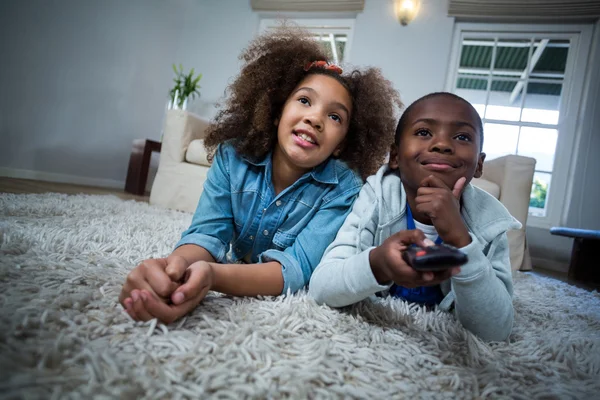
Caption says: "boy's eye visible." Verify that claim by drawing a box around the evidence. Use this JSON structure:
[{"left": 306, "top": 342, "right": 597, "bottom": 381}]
[
  {"left": 415, "top": 128, "right": 431, "bottom": 137},
  {"left": 455, "top": 133, "right": 472, "bottom": 142},
  {"left": 298, "top": 97, "right": 310, "bottom": 105}
]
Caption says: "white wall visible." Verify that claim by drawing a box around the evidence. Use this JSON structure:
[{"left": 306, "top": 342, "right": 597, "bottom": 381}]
[
  {"left": 1, "top": 0, "right": 598, "bottom": 267},
  {"left": 350, "top": 0, "right": 455, "bottom": 105},
  {"left": 0, "top": 0, "right": 187, "bottom": 187}
]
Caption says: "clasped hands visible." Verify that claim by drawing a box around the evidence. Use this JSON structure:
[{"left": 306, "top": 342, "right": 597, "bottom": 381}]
[{"left": 119, "top": 255, "right": 213, "bottom": 323}]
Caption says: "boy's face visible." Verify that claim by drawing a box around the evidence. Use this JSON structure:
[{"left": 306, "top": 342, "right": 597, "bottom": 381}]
[{"left": 390, "top": 96, "right": 485, "bottom": 193}]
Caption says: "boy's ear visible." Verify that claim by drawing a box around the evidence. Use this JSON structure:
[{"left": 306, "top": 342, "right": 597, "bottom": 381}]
[
  {"left": 474, "top": 152, "right": 486, "bottom": 178},
  {"left": 388, "top": 143, "right": 400, "bottom": 169}
]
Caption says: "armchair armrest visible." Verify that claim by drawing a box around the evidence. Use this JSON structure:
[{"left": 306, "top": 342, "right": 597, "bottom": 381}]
[
  {"left": 161, "top": 110, "right": 211, "bottom": 164},
  {"left": 481, "top": 154, "right": 536, "bottom": 227}
]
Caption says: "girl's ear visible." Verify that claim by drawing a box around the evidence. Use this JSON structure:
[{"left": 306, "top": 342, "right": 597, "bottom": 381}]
[
  {"left": 474, "top": 152, "right": 486, "bottom": 178},
  {"left": 274, "top": 118, "right": 279, "bottom": 126},
  {"left": 332, "top": 139, "right": 346, "bottom": 158},
  {"left": 388, "top": 143, "right": 399, "bottom": 169}
]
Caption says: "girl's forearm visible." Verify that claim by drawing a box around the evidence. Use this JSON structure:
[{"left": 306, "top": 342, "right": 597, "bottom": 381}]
[
  {"left": 210, "top": 261, "right": 284, "bottom": 296},
  {"left": 171, "top": 244, "right": 216, "bottom": 264}
]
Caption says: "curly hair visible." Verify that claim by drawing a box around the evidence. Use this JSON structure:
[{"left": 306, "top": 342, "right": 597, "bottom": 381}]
[{"left": 204, "top": 25, "right": 402, "bottom": 179}]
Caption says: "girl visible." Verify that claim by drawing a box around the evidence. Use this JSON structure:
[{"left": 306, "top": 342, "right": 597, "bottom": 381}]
[
  {"left": 309, "top": 92, "right": 518, "bottom": 341},
  {"left": 119, "top": 26, "right": 401, "bottom": 323}
]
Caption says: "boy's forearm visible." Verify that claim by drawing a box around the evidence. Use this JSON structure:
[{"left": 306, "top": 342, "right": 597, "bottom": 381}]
[
  {"left": 210, "top": 261, "right": 284, "bottom": 296},
  {"left": 171, "top": 244, "right": 216, "bottom": 264}
]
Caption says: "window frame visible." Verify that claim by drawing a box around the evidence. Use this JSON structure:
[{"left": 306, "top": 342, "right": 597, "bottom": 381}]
[
  {"left": 445, "top": 22, "right": 594, "bottom": 229},
  {"left": 258, "top": 18, "right": 356, "bottom": 63}
]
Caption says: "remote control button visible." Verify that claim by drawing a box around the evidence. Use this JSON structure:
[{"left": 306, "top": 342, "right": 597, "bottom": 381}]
[{"left": 416, "top": 250, "right": 426, "bottom": 256}]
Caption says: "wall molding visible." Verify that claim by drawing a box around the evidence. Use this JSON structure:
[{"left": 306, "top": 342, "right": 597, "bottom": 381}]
[{"left": 0, "top": 167, "right": 124, "bottom": 190}]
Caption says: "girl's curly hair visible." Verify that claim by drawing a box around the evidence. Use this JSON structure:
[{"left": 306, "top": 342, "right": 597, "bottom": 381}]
[{"left": 204, "top": 25, "right": 402, "bottom": 179}]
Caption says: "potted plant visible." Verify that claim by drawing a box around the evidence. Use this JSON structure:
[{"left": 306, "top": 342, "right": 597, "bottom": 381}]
[{"left": 168, "top": 64, "right": 202, "bottom": 110}]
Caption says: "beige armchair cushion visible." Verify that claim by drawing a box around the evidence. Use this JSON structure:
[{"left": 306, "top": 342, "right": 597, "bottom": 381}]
[
  {"left": 471, "top": 177, "right": 500, "bottom": 199},
  {"left": 186, "top": 139, "right": 211, "bottom": 167},
  {"left": 475, "top": 154, "right": 536, "bottom": 271},
  {"left": 150, "top": 110, "right": 212, "bottom": 213}
]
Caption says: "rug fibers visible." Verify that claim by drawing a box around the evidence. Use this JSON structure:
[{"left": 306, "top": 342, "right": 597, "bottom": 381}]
[{"left": 0, "top": 193, "right": 599, "bottom": 399}]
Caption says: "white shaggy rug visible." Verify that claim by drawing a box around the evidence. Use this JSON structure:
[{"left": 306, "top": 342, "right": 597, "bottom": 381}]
[{"left": 1, "top": 193, "right": 599, "bottom": 399}]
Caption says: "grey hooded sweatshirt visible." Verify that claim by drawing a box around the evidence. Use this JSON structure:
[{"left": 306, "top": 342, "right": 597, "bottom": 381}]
[{"left": 309, "top": 165, "right": 521, "bottom": 342}]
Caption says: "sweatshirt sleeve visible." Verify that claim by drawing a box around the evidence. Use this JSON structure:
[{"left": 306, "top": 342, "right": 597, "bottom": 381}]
[
  {"left": 451, "top": 232, "right": 515, "bottom": 341},
  {"left": 309, "top": 181, "right": 391, "bottom": 307}
]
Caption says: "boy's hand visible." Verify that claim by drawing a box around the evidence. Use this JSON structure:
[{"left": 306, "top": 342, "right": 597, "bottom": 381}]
[
  {"left": 369, "top": 230, "right": 460, "bottom": 287},
  {"left": 416, "top": 175, "right": 471, "bottom": 248},
  {"left": 123, "top": 260, "right": 215, "bottom": 324}
]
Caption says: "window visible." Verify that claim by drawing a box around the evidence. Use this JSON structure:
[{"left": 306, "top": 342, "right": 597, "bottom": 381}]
[
  {"left": 258, "top": 18, "right": 355, "bottom": 64},
  {"left": 446, "top": 23, "right": 593, "bottom": 228}
]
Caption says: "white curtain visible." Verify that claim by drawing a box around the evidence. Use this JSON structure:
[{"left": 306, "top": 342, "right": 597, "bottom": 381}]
[
  {"left": 250, "top": 0, "right": 365, "bottom": 12},
  {"left": 448, "top": 0, "right": 600, "bottom": 21}
]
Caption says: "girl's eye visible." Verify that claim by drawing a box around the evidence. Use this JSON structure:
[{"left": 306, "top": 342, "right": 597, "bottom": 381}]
[
  {"left": 298, "top": 97, "right": 310, "bottom": 105},
  {"left": 455, "top": 133, "right": 472, "bottom": 142},
  {"left": 415, "top": 128, "right": 431, "bottom": 137},
  {"left": 329, "top": 114, "right": 341, "bottom": 123}
]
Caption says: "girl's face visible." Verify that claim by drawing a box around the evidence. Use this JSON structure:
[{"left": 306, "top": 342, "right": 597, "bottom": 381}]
[
  {"left": 274, "top": 74, "right": 352, "bottom": 173},
  {"left": 390, "top": 96, "right": 485, "bottom": 192}
]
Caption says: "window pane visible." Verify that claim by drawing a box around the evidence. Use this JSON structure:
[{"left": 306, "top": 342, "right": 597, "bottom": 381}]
[
  {"left": 482, "top": 123, "right": 519, "bottom": 161},
  {"left": 517, "top": 127, "right": 557, "bottom": 171},
  {"left": 313, "top": 33, "right": 348, "bottom": 64},
  {"left": 494, "top": 39, "right": 530, "bottom": 72},
  {"left": 485, "top": 80, "right": 523, "bottom": 121},
  {"left": 455, "top": 77, "right": 488, "bottom": 119},
  {"left": 530, "top": 171, "right": 551, "bottom": 216},
  {"left": 460, "top": 39, "right": 494, "bottom": 69},
  {"left": 334, "top": 34, "right": 346, "bottom": 61},
  {"left": 532, "top": 39, "right": 569, "bottom": 75},
  {"left": 522, "top": 82, "right": 562, "bottom": 124}
]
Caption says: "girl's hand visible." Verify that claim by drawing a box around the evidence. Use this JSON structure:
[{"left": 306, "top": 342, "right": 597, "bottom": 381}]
[
  {"left": 119, "top": 255, "right": 189, "bottom": 320},
  {"left": 125, "top": 261, "right": 215, "bottom": 324},
  {"left": 415, "top": 175, "right": 471, "bottom": 248},
  {"left": 369, "top": 230, "right": 459, "bottom": 287}
]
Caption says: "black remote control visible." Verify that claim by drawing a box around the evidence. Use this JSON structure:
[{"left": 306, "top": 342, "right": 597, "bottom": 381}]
[{"left": 402, "top": 243, "right": 468, "bottom": 271}]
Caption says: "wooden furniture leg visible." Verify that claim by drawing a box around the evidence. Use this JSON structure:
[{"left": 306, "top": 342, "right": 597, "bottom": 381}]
[{"left": 125, "top": 139, "right": 161, "bottom": 195}]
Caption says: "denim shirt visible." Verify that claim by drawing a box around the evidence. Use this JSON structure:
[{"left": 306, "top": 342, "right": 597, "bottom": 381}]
[{"left": 176, "top": 143, "right": 363, "bottom": 294}]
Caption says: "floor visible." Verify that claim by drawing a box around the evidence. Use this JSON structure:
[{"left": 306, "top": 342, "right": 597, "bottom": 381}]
[
  {"left": 1, "top": 177, "right": 598, "bottom": 292},
  {"left": 0, "top": 177, "right": 149, "bottom": 202}
]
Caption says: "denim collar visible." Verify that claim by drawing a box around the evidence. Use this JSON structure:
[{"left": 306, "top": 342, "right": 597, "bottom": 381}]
[{"left": 243, "top": 151, "right": 339, "bottom": 185}]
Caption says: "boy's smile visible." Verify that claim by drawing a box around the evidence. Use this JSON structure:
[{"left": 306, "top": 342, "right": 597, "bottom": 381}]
[{"left": 390, "top": 95, "right": 485, "bottom": 193}]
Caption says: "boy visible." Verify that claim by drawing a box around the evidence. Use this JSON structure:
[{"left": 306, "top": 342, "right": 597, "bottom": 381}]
[{"left": 309, "top": 92, "right": 519, "bottom": 341}]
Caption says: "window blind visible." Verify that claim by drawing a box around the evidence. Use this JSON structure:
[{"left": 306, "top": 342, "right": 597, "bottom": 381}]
[
  {"left": 448, "top": 0, "right": 600, "bottom": 21},
  {"left": 250, "top": 0, "right": 365, "bottom": 12}
]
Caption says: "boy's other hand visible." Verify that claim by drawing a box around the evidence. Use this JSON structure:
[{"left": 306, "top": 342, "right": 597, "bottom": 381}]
[
  {"left": 416, "top": 175, "right": 471, "bottom": 248},
  {"left": 119, "top": 255, "right": 190, "bottom": 320},
  {"left": 123, "top": 261, "right": 215, "bottom": 324},
  {"left": 369, "top": 230, "right": 459, "bottom": 287}
]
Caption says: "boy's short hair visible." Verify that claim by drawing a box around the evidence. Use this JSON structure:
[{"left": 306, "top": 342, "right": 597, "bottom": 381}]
[{"left": 394, "top": 92, "right": 484, "bottom": 151}]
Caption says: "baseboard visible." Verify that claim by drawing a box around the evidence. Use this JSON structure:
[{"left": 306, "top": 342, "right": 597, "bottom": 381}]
[
  {"left": 0, "top": 167, "right": 124, "bottom": 190},
  {"left": 531, "top": 256, "right": 569, "bottom": 274}
]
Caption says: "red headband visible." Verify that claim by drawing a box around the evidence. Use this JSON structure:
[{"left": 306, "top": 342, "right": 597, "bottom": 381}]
[{"left": 304, "top": 60, "right": 343, "bottom": 75}]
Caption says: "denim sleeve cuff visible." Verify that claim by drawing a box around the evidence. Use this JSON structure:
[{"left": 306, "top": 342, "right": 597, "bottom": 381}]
[
  {"left": 175, "top": 233, "right": 228, "bottom": 263},
  {"left": 259, "top": 249, "right": 304, "bottom": 294}
]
